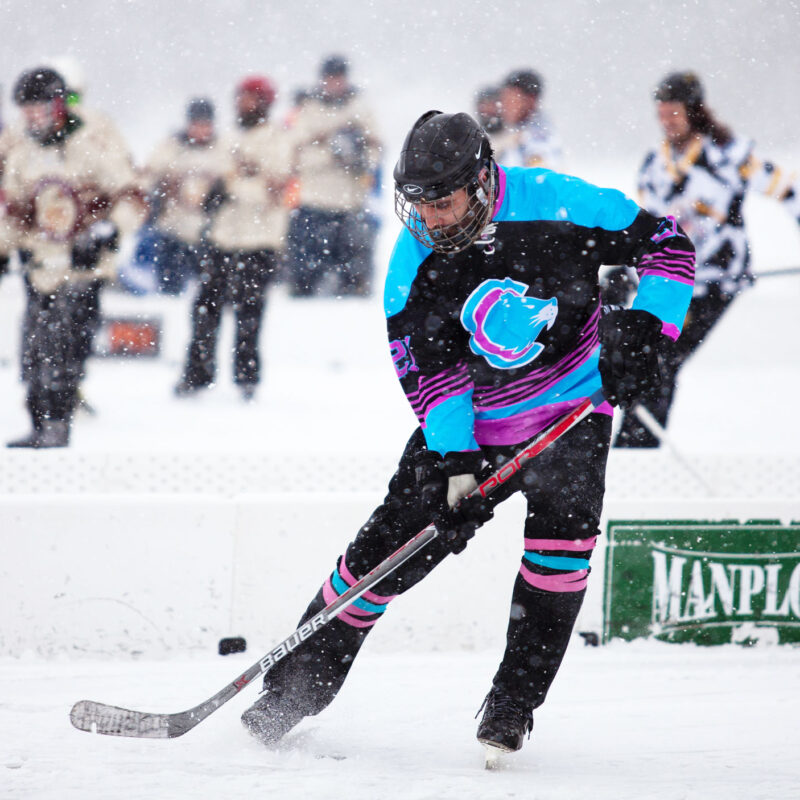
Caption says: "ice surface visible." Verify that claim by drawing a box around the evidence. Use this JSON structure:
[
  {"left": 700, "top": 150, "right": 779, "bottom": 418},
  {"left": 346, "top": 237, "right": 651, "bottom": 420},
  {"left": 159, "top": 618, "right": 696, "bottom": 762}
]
[{"left": 2, "top": 644, "right": 798, "bottom": 799}]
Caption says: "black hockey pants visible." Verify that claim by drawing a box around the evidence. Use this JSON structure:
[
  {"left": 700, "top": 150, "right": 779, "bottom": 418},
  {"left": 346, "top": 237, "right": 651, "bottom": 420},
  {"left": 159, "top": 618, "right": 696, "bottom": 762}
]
[
  {"left": 286, "top": 206, "right": 374, "bottom": 297},
  {"left": 182, "top": 247, "right": 276, "bottom": 388},
  {"left": 614, "top": 285, "right": 735, "bottom": 447},
  {"left": 21, "top": 279, "right": 102, "bottom": 426},
  {"left": 262, "top": 412, "right": 611, "bottom": 715}
]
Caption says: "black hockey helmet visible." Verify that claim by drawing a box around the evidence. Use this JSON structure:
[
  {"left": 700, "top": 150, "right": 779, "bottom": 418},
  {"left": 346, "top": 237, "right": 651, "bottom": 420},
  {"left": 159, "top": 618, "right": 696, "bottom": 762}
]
[
  {"left": 654, "top": 71, "right": 704, "bottom": 107},
  {"left": 394, "top": 110, "right": 493, "bottom": 203},
  {"left": 394, "top": 111, "right": 496, "bottom": 254},
  {"left": 13, "top": 67, "right": 66, "bottom": 105}
]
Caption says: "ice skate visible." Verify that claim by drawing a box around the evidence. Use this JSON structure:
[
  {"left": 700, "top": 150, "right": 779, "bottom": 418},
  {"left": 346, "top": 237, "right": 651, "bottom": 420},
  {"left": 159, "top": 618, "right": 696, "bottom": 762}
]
[
  {"left": 476, "top": 688, "right": 533, "bottom": 768},
  {"left": 241, "top": 688, "right": 306, "bottom": 746}
]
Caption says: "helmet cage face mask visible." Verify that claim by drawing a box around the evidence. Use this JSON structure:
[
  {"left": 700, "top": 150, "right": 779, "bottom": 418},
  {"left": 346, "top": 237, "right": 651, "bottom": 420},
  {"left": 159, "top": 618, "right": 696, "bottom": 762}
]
[{"left": 394, "top": 164, "right": 496, "bottom": 254}]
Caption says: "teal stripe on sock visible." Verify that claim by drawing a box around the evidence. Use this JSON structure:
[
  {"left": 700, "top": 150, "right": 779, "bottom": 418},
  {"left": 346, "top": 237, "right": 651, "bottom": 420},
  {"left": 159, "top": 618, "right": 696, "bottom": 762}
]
[
  {"left": 523, "top": 551, "right": 591, "bottom": 571},
  {"left": 331, "top": 569, "right": 387, "bottom": 614}
]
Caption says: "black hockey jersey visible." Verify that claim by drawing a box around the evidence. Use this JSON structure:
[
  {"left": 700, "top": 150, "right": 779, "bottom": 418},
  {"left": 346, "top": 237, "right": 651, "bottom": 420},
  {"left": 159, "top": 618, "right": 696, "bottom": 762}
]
[{"left": 384, "top": 166, "right": 695, "bottom": 457}]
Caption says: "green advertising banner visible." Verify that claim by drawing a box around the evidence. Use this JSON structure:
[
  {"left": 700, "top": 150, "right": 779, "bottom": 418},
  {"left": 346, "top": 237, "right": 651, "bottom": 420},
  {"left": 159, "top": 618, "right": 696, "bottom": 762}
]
[{"left": 603, "top": 520, "right": 800, "bottom": 645}]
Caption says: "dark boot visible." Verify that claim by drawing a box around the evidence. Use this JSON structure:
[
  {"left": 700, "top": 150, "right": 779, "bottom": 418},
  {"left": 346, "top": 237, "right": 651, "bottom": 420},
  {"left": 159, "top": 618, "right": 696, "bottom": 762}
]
[
  {"left": 7, "top": 428, "right": 42, "bottom": 448},
  {"left": 174, "top": 378, "right": 211, "bottom": 397},
  {"left": 37, "top": 419, "right": 70, "bottom": 447},
  {"left": 239, "top": 384, "right": 256, "bottom": 402},
  {"left": 7, "top": 419, "right": 69, "bottom": 448},
  {"left": 241, "top": 586, "right": 371, "bottom": 746},
  {"left": 476, "top": 688, "right": 533, "bottom": 753}
]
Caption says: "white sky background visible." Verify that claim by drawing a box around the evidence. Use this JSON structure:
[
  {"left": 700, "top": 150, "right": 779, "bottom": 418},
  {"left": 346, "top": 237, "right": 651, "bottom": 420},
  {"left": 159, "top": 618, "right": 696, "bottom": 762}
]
[{"left": 0, "top": 0, "right": 799, "bottom": 164}]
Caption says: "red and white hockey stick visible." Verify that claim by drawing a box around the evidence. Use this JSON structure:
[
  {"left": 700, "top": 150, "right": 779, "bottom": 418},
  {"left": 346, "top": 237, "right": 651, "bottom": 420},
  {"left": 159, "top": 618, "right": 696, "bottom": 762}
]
[{"left": 70, "top": 388, "right": 605, "bottom": 739}]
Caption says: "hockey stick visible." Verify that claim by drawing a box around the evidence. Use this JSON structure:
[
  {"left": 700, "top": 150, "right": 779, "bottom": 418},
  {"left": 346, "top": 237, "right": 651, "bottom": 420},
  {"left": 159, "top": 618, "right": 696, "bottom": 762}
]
[
  {"left": 70, "top": 388, "right": 605, "bottom": 740},
  {"left": 754, "top": 266, "right": 800, "bottom": 279},
  {"left": 631, "top": 403, "right": 719, "bottom": 495}
]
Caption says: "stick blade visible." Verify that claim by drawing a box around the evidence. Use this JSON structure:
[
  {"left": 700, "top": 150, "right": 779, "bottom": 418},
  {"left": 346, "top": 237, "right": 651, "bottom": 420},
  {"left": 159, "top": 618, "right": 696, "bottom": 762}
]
[{"left": 70, "top": 700, "right": 173, "bottom": 738}]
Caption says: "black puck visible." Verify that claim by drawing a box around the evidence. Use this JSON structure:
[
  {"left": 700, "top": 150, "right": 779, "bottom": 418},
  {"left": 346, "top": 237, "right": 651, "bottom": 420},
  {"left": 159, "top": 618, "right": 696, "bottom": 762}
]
[{"left": 218, "top": 636, "right": 247, "bottom": 655}]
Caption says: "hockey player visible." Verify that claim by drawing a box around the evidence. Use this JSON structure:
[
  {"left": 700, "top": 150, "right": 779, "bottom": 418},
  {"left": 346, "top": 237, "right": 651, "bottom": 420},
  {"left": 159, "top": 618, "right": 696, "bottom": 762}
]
[
  {"left": 284, "top": 55, "right": 382, "bottom": 297},
  {"left": 3, "top": 67, "right": 145, "bottom": 448},
  {"left": 491, "top": 69, "right": 563, "bottom": 170},
  {"left": 607, "top": 71, "right": 800, "bottom": 446},
  {"left": 144, "top": 98, "right": 227, "bottom": 294},
  {"left": 175, "top": 76, "right": 290, "bottom": 401},
  {"left": 241, "top": 110, "right": 695, "bottom": 755}
]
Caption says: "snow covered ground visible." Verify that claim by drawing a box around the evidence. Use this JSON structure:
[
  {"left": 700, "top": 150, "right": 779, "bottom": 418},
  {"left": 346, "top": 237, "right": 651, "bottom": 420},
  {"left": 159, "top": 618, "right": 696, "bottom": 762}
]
[
  {"left": 3, "top": 644, "right": 799, "bottom": 799},
  {"left": 1, "top": 161, "right": 799, "bottom": 797}
]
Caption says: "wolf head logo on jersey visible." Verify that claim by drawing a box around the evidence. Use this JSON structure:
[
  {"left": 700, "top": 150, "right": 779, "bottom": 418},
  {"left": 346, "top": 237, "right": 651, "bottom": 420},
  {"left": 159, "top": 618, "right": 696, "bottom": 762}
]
[{"left": 460, "top": 278, "right": 558, "bottom": 369}]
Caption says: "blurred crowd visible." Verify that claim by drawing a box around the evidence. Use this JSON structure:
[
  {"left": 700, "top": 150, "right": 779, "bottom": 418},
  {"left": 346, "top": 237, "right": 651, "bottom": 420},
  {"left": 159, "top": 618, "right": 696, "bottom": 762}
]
[
  {"left": 1, "top": 56, "right": 798, "bottom": 448},
  {"left": 0, "top": 54, "right": 384, "bottom": 445}
]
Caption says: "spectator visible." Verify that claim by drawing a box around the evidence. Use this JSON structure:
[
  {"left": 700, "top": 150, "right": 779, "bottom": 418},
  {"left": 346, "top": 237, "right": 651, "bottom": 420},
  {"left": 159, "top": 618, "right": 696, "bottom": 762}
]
[
  {"left": 175, "top": 76, "right": 291, "bottom": 402},
  {"left": 3, "top": 67, "right": 145, "bottom": 447},
  {"left": 474, "top": 85, "right": 503, "bottom": 134},
  {"left": 142, "top": 98, "right": 227, "bottom": 294},
  {"left": 606, "top": 71, "right": 800, "bottom": 446},
  {"left": 492, "top": 68, "right": 563, "bottom": 170},
  {"left": 284, "top": 54, "right": 381, "bottom": 297}
]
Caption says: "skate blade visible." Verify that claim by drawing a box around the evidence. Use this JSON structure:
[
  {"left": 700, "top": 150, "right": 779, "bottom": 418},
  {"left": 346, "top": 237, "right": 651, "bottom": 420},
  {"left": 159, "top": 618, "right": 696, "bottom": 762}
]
[{"left": 482, "top": 741, "right": 512, "bottom": 770}]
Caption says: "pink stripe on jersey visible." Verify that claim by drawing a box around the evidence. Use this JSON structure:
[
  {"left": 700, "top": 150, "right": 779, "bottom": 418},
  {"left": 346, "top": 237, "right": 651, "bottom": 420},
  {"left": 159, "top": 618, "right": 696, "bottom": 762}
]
[
  {"left": 473, "top": 339, "right": 594, "bottom": 409},
  {"left": 639, "top": 256, "right": 694, "bottom": 270},
  {"left": 411, "top": 376, "right": 472, "bottom": 418},
  {"left": 639, "top": 267, "right": 694, "bottom": 285},
  {"left": 493, "top": 167, "right": 507, "bottom": 216},
  {"left": 519, "top": 562, "right": 589, "bottom": 592},
  {"left": 472, "top": 306, "right": 600, "bottom": 408},
  {"left": 474, "top": 398, "right": 611, "bottom": 447},
  {"left": 525, "top": 536, "right": 598, "bottom": 552},
  {"left": 407, "top": 364, "right": 470, "bottom": 405},
  {"left": 661, "top": 321, "right": 680, "bottom": 341},
  {"left": 474, "top": 399, "right": 581, "bottom": 446}
]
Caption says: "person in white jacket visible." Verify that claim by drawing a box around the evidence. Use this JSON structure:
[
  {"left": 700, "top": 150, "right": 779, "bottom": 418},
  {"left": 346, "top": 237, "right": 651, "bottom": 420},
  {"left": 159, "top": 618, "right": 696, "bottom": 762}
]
[
  {"left": 491, "top": 69, "right": 563, "bottom": 171},
  {"left": 2, "top": 66, "right": 145, "bottom": 447},
  {"left": 284, "top": 55, "right": 381, "bottom": 297},
  {"left": 144, "top": 98, "right": 228, "bottom": 294},
  {"left": 175, "top": 76, "right": 291, "bottom": 402}
]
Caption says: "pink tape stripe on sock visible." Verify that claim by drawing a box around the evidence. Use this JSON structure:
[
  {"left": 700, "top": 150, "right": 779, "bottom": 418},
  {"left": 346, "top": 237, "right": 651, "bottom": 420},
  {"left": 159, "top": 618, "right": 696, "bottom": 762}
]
[
  {"left": 339, "top": 554, "right": 398, "bottom": 605},
  {"left": 519, "top": 562, "right": 589, "bottom": 592},
  {"left": 322, "top": 578, "right": 379, "bottom": 628},
  {"left": 524, "top": 536, "right": 597, "bottom": 552}
]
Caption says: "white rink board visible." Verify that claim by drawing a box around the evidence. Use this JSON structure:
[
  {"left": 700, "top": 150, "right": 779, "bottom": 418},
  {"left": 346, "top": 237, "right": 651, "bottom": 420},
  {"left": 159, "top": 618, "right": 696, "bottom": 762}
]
[{"left": 2, "top": 493, "right": 797, "bottom": 658}]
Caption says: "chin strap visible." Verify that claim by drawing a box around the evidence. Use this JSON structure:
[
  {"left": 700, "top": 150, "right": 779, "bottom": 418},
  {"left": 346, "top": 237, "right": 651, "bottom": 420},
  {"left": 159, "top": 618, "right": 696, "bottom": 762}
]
[{"left": 474, "top": 222, "right": 497, "bottom": 254}]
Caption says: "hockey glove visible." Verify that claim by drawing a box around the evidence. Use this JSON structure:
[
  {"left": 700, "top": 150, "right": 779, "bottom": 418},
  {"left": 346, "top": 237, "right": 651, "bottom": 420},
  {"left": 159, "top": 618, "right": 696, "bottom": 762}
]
[
  {"left": 599, "top": 265, "right": 636, "bottom": 307},
  {"left": 329, "top": 127, "right": 369, "bottom": 174},
  {"left": 414, "top": 450, "right": 494, "bottom": 555},
  {"left": 599, "top": 309, "right": 666, "bottom": 408},
  {"left": 72, "top": 220, "right": 119, "bottom": 270}
]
